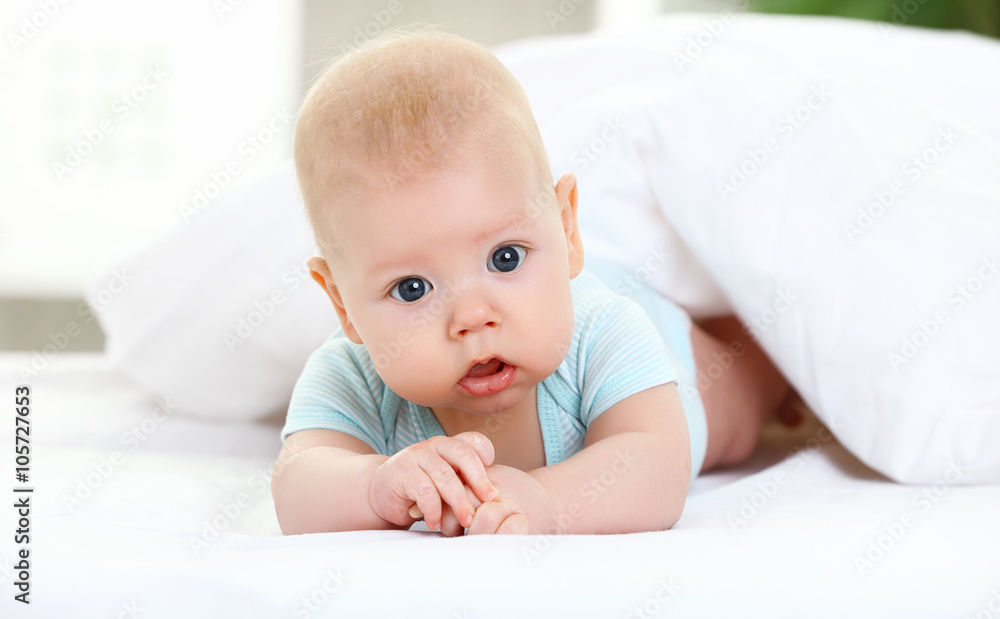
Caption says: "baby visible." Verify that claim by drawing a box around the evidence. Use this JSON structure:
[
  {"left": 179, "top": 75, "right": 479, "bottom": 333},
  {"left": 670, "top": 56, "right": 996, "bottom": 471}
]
[{"left": 271, "top": 27, "right": 792, "bottom": 536}]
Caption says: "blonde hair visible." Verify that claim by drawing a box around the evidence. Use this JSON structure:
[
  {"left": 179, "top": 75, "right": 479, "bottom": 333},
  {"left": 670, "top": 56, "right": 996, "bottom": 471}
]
[{"left": 294, "top": 26, "right": 553, "bottom": 256}]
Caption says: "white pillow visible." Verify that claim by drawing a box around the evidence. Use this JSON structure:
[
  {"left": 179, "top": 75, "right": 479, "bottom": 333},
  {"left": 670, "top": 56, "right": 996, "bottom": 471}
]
[
  {"left": 93, "top": 161, "right": 340, "bottom": 422},
  {"left": 497, "top": 13, "right": 1000, "bottom": 483}
]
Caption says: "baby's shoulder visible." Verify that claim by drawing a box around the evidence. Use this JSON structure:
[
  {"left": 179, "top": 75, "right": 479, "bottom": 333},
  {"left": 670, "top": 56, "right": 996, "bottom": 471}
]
[
  {"left": 302, "top": 330, "right": 387, "bottom": 396},
  {"left": 570, "top": 268, "right": 639, "bottom": 333}
]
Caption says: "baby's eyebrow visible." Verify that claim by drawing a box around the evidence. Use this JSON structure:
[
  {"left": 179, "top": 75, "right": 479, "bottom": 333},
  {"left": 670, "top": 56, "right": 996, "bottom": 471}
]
[
  {"left": 365, "top": 258, "right": 408, "bottom": 285},
  {"left": 472, "top": 214, "right": 532, "bottom": 244}
]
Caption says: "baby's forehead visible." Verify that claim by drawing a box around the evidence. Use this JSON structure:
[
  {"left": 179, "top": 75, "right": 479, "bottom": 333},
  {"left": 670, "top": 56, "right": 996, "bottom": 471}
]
[
  {"left": 336, "top": 162, "right": 542, "bottom": 233},
  {"left": 310, "top": 107, "right": 554, "bottom": 260}
]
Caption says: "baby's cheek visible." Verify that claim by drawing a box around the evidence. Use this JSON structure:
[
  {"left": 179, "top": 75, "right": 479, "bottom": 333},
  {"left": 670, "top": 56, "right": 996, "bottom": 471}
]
[
  {"left": 538, "top": 293, "right": 575, "bottom": 370},
  {"left": 384, "top": 330, "right": 450, "bottom": 385},
  {"left": 552, "top": 320, "right": 575, "bottom": 367},
  {"left": 375, "top": 358, "right": 434, "bottom": 405}
]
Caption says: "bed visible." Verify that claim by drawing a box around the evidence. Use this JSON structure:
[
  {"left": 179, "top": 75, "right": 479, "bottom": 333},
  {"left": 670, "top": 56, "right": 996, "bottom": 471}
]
[
  {"left": 3, "top": 351, "right": 998, "bottom": 617},
  {"left": 6, "top": 11, "right": 1000, "bottom": 618}
]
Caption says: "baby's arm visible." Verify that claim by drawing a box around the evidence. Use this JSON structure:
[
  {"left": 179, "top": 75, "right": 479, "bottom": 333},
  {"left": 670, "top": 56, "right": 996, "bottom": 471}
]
[
  {"left": 271, "top": 428, "right": 499, "bottom": 534},
  {"left": 469, "top": 382, "right": 691, "bottom": 535},
  {"left": 272, "top": 430, "right": 392, "bottom": 534}
]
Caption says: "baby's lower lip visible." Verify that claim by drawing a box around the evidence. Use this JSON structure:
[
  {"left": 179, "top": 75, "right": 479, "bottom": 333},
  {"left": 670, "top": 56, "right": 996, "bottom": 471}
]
[{"left": 457, "top": 363, "right": 517, "bottom": 396}]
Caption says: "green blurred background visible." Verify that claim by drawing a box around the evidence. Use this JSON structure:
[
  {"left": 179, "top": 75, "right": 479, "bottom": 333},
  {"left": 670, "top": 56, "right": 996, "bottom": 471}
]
[{"left": 752, "top": 0, "right": 1000, "bottom": 38}]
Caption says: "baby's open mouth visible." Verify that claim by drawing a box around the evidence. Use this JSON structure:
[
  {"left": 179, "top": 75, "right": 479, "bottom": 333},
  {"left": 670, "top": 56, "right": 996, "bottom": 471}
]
[
  {"left": 458, "top": 357, "right": 516, "bottom": 396},
  {"left": 465, "top": 358, "right": 505, "bottom": 378}
]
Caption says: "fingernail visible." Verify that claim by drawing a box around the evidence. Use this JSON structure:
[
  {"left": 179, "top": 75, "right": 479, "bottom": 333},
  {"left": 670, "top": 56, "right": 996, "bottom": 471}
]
[
  {"left": 487, "top": 489, "right": 499, "bottom": 501},
  {"left": 465, "top": 513, "right": 473, "bottom": 527}
]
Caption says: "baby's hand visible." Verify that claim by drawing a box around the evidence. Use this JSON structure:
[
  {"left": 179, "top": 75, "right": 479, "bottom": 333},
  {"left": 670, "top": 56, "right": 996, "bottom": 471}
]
[
  {"left": 466, "top": 464, "right": 556, "bottom": 536},
  {"left": 434, "top": 485, "right": 483, "bottom": 537},
  {"left": 419, "top": 466, "right": 551, "bottom": 536},
  {"left": 368, "top": 432, "right": 500, "bottom": 531}
]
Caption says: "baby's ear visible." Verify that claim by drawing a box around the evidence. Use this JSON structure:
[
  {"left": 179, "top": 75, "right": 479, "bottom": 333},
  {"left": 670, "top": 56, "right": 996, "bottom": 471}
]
[
  {"left": 554, "top": 173, "right": 585, "bottom": 278},
  {"left": 307, "top": 257, "right": 363, "bottom": 344}
]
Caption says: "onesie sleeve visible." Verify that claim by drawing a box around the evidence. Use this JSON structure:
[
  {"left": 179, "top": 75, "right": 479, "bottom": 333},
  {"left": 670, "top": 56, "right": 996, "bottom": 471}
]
[
  {"left": 279, "top": 331, "right": 388, "bottom": 453},
  {"left": 577, "top": 296, "right": 678, "bottom": 428}
]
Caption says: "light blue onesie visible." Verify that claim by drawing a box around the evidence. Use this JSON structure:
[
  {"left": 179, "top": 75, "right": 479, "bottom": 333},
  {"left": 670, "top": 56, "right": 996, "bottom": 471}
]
[{"left": 281, "top": 257, "right": 708, "bottom": 481}]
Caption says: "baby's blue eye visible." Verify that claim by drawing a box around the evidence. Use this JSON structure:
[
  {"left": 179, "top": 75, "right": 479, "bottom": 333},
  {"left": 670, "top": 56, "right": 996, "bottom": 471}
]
[
  {"left": 391, "top": 277, "right": 430, "bottom": 302},
  {"left": 489, "top": 246, "right": 526, "bottom": 273}
]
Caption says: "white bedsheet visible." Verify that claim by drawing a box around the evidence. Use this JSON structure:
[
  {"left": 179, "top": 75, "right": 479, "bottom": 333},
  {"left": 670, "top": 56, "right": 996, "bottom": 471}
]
[{"left": 2, "top": 352, "right": 998, "bottom": 618}]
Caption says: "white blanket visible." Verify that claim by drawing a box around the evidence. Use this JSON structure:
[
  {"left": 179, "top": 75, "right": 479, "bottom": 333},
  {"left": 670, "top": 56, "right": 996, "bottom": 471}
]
[
  {"left": 497, "top": 13, "right": 1000, "bottom": 484},
  {"left": 3, "top": 352, "right": 998, "bottom": 618}
]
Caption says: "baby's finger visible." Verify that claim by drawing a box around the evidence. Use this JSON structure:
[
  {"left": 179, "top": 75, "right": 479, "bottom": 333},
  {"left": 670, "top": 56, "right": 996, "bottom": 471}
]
[
  {"left": 439, "top": 505, "right": 466, "bottom": 538},
  {"left": 463, "top": 483, "right": 484, "bottom": 511},
  {"left": 442, "top": 433, "right": 500, "bottom": 505},
  {"left": 408, "top": 474, "right": 445, "bottom": 531},
  {"left": 466, "top": 501, "right": 528, "bottom": 536},
  {"left": 495, "top": 512, "right": 531, "bottom": 535},
  {"left": 418, "top": 458, "right": 473, "bottom": 529},
  {"left": 451, "top": 431, "right": 496, "bottom": 467},
  {"left": 414, "top": 485, "right": 479, "bottom": 519}
]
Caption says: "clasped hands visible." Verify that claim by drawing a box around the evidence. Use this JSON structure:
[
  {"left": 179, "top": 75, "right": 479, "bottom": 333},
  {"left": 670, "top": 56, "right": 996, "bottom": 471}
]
[{"left": 368, "top": 432, "right": 555, "bottom": 536}]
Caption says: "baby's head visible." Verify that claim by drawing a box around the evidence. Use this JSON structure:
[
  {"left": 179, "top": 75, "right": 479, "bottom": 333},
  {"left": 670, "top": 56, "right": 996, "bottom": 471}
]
[{"left": 295, "top": 28, "right": 584, "bottom": 416}]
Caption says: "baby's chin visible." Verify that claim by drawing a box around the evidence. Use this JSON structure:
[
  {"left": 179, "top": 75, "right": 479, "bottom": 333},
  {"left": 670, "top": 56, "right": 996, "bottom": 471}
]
[{"left": 427, "top": 386, "right": 532, "bottom": 416}]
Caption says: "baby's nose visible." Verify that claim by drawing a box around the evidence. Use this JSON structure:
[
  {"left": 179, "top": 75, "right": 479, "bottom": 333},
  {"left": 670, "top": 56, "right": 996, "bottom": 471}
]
[{"left": 448, "top": 291, "right": 500, "bottom": 339}]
